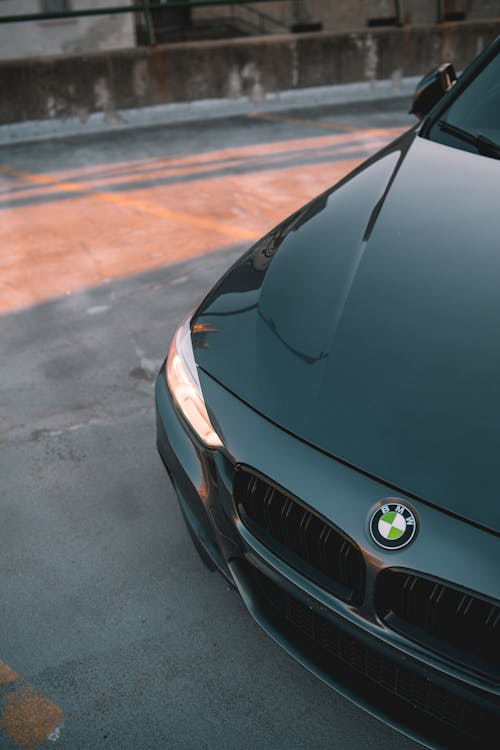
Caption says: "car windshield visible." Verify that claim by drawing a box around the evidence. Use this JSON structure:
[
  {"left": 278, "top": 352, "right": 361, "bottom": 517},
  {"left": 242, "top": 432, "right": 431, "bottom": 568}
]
[{"left": 428, "top": 47, "right": 500, "bottom": 154}]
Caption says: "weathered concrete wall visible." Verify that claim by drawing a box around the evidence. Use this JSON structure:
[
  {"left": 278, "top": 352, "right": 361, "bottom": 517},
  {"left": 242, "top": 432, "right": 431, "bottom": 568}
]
[
  {"left": 1, "top": 19, "right": 499, "bottom": 125},
  {"left": 0, "top": 0, "right": 135, "bottom": 61}
]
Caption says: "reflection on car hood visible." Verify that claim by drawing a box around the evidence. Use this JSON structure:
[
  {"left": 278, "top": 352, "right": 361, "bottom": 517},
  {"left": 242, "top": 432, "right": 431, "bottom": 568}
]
[{"left": 193, "top": 132, "right": 500, "bottom": 534}]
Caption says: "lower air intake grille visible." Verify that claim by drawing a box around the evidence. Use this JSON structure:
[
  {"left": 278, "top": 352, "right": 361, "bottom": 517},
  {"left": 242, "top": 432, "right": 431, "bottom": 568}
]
[
  {"left": 375, "top": 569, "right": 500, "bottom": 682},
  {"left": 251, "top": 566, "right": 499, "bottom": 744},
  {"left": 233, "top": 466, "right": 364, "bottom": 604}
]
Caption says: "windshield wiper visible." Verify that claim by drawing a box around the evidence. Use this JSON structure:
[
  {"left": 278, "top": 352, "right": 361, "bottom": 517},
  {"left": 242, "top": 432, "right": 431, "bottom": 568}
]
[{"left": 438, "top": 119, "right": 500, "bottom": 159}]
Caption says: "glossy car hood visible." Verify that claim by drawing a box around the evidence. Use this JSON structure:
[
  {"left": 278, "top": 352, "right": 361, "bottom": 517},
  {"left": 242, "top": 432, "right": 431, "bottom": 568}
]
[{"left": 194, "top": 133, "right": 500, "bottom": 534}]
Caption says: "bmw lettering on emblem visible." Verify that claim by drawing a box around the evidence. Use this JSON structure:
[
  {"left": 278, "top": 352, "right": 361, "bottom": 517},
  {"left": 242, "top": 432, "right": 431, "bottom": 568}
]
[{"left": 369, "top": 501, "right": 418, "bottom": 550}]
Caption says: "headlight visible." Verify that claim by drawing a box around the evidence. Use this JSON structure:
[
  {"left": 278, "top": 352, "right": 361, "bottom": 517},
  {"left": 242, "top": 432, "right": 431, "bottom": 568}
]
[{"left": 166, "top": 315, "right": 223, "bottom": 449}]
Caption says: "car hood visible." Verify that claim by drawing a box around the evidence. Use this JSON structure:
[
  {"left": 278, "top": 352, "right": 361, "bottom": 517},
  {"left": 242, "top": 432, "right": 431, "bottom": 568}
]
[{"left": 193, "top": 132, "right": 500, "bottom": 534}]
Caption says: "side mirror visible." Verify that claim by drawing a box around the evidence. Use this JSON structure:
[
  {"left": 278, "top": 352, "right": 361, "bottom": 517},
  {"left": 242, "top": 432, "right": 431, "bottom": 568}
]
[{"left": 410, "top": 63, "right": 457, "bottom": 119}]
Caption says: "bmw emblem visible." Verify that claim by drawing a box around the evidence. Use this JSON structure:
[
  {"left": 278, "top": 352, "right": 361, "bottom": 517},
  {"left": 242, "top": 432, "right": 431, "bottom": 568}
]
[{"left": 369, "top": 501, "right": 418, "bottom": 550}]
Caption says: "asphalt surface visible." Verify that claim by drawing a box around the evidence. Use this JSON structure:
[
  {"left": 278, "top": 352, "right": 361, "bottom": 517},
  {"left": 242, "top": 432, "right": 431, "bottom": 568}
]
[{"left": 0, "top": 99, "right": 420, "bottom": 749}]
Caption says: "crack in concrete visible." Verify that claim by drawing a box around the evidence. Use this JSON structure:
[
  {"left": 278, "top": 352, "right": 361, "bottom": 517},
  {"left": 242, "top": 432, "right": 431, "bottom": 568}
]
[{"left": 0, "top": 404, "right": 153, "bottom": 448}]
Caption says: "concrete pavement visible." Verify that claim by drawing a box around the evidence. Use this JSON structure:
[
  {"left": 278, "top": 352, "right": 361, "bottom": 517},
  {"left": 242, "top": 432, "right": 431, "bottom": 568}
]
[
  {"left": 0, "top": 100, "right": 420, "bottom": 749},
  {"left": 1, "top": 98, "right": 413, "bottom": 315}
]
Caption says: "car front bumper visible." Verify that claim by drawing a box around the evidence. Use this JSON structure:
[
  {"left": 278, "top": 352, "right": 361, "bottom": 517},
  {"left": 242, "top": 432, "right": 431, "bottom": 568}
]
[{"left": 155, "top": 365, "right": 500, "bottom": 750}]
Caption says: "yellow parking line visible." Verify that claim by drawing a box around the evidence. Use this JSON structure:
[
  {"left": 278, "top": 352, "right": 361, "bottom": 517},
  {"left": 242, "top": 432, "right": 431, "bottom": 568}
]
[
  {"left": 0, "top": 164, "right": 257, "bottom": 241},
  {"left": 247, "top": 111, "right": 404, "bottom": 137},
  {"left": 248, "top": 111, "right": 359, "bottom": 131},
  {"left": 0, "top": 661, "right": 64, "bottom": 749},
  {"left": 0, "top": 661, "right": 19, "bottom": 686},
  {"left": 98, "top": 192, "right": 257, "bottom": 241}
]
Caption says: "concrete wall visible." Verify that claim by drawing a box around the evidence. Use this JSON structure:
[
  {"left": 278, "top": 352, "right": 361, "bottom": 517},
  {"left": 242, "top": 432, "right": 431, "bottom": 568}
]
[
  {"left": 1, "top": 19, "right": 499, "bottom": 125},
  {"left": 0, "top": 0, "right": 135, "bottom": 60}
]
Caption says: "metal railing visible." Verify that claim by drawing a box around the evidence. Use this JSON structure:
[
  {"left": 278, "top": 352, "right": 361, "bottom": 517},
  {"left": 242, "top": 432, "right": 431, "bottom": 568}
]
[
  {"left": 228, "top": 2, "right": 289, "bottom": 35},
  {"left": 0, "top": 1, "right": 470, "bottom": 47},
  {"left": 0, "top": 1, "right": 289, "bottom": 46}
]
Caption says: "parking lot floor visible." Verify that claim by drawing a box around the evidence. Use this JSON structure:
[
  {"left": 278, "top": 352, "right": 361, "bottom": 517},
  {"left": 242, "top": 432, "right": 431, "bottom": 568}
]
[
  {"left": 1, "top": 99, "right": 412, "bottom": 316},
  {"left": 0, "top": 99, "right": 420, "bottom": 749}
]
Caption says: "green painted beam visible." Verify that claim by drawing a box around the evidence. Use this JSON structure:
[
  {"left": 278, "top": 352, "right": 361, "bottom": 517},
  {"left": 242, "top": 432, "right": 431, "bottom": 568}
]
[{"left": 0, "top": 0, "right": 287, "bottom": 25}]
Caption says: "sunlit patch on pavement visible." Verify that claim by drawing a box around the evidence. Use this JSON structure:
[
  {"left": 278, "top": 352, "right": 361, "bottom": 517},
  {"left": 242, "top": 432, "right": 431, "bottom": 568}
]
[{"left": 0, "top": 124, "right": 405, "bottom": 316}]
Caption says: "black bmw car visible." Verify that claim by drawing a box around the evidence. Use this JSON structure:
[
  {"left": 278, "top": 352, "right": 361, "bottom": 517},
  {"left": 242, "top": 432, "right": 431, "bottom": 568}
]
[{"left": 155, "top": 37, "right": 500, "bottom": 749}]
